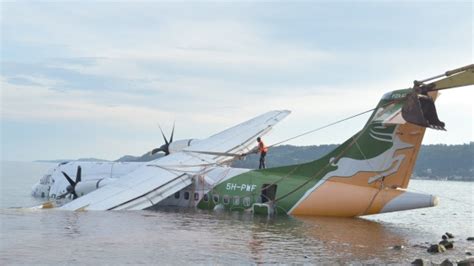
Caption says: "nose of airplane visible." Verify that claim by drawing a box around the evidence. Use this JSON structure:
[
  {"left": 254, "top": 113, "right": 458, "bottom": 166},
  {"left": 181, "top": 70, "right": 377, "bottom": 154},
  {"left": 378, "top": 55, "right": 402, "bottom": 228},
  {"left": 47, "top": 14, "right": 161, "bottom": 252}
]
[{"left": 31, "top": 175, "right": 52, "bottom": 198}]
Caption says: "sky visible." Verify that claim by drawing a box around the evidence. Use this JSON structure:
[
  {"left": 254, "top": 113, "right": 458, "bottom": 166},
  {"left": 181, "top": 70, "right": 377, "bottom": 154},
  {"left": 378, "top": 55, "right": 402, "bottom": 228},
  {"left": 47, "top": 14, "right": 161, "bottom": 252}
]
[{"left": 1, "top": 1, "right": 472, "bottom": 161}]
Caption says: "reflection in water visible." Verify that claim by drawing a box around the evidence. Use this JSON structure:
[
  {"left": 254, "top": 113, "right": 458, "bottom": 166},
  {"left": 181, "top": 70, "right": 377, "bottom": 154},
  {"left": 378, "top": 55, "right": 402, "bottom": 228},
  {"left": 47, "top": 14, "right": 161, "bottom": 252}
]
[
  {"left": 0, "top": 206, "right": 472, "bottom": 265},
  {"left": 241, "top": 214, "right": 408, "bottom": 264},
  {"left": 297, "top": 216, "right": 407, "bottom": 262}
]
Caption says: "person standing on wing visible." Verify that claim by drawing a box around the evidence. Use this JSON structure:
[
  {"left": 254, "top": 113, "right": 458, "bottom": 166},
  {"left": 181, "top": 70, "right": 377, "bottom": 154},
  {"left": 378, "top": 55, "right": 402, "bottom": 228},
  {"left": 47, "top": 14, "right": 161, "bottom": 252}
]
[{"left": 256, "top": 137, "right": 268, "bottom": 169}]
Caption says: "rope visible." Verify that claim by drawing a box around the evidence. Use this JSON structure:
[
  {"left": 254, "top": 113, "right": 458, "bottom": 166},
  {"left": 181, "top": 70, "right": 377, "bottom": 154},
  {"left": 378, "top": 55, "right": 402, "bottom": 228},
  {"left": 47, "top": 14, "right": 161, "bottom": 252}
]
[
  {"left": 267, "top": 107, "right": 375, "bottom": 148},
  {"left": 359, "top": 177, "right": 386, "bottom": 216},
  {"left": 157, "top": 101, "right": 398, "bottom": 211},
  {"left": 273, "top": 124, "right": 368, "bottom": 203},
  {"left": 219, "top": 106, "right": 384, "bottom": 206},
  {"left": 229, "top": 163, "right": 305, "bottom": 205},
  {"left": 270, "top": 99, "right": 403, "bottom": 203}
]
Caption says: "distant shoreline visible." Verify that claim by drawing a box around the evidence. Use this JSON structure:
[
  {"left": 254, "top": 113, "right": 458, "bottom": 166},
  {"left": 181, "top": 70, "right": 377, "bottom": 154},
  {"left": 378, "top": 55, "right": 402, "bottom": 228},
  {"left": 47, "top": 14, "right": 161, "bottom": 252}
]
[{"left": 20, "top": 142, "right": 473, "bottom": 180}]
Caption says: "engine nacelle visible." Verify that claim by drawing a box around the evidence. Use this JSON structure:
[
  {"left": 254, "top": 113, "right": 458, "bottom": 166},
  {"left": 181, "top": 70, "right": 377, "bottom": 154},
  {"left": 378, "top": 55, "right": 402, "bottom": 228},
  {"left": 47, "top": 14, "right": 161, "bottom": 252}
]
[
  {"left": 168, "top": 139, "right": 200, "bottom": 154},
  {"left": 75, "top": 178, "right": 115, "bottom": 197}
]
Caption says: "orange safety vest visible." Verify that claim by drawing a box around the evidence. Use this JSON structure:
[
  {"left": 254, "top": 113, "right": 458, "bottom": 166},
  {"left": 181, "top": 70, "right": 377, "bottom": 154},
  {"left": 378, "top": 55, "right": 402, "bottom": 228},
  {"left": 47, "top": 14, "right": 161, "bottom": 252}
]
[{"left": 258, "top": 141, "right": 268, "bottom": 153}]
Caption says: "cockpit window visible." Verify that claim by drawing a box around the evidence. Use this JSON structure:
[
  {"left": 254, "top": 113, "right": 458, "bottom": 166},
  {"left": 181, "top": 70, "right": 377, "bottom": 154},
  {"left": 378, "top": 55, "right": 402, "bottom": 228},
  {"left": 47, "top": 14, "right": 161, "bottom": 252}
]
[{"left": 40, "top": 175, "right": 51, "bottom": 185}]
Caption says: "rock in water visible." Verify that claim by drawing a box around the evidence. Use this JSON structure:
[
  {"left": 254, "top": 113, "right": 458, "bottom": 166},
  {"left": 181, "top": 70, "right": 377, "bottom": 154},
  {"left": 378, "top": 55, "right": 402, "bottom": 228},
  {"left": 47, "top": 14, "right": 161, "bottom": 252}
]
[
  {"left": 427, "top": 245, "right": 438, "bottom": 253},
  {"left": 467, "top": 237, "right": 474, "bottom": 241},
  {"left": 442, "top": 234, "right": 448, "bottom": 240},
  {"left": 427, "top": 244, "right": 446, "bottom": 253},
  {"left": 438, "top": 240, "right": 453, "bottom": 249},
  {"left": 411, "top": 258, "right": 432, "bottom": 265},
  {"left": 439, "top": 259, "right": 454, "bottom": 266},
  {"left": 438, "top": 244, "right": 447, "bottom": 253},
  {"left": 445, "top": 232, "right": 454, "bottom": 239},
  {"left": 457, "top": 258, "right": 474, "bottom": 266}
]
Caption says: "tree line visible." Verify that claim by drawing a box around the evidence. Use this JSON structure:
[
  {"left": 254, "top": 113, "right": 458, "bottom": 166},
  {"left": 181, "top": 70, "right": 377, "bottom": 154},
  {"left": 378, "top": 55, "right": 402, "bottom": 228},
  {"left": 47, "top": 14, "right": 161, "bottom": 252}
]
[{"left": 116, "top": 142, "right": 473, "bottom": 179}]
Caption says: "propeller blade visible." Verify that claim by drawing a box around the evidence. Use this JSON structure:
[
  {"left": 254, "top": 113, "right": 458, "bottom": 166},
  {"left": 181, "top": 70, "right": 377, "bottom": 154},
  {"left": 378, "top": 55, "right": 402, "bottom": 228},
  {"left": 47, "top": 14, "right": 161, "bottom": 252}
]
[
  {"left": 57, "top": 191, "right": 69, "bottom": 199},
  {"left": 170, "top": 122, "right": 175, "bottom": 143},
  {"left": 159, "top": 125, "right": 169, "bottom": 146},
  {"left": 62, "top": 171, "right": 76, "bottom": 187},
  {"left": 75, "top": 166, "right": 82, "bottom": 183},
  {"left": 151, "top": 147, "right": 163, "bottom": 155}
]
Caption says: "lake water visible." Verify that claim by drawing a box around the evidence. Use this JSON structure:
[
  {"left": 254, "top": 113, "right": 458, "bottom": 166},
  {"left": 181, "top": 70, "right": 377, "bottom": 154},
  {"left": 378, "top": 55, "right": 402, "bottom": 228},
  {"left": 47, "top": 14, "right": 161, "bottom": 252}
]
[{"left": 1, "top": 161, "right": 473, "bottom": 264}]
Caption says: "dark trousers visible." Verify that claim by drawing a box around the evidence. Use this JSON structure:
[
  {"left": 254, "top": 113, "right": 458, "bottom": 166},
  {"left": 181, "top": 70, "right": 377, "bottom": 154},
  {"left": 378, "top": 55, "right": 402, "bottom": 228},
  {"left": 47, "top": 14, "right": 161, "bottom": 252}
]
[{"left": 259, "top": 152, "right": 266, "bottom": 169}]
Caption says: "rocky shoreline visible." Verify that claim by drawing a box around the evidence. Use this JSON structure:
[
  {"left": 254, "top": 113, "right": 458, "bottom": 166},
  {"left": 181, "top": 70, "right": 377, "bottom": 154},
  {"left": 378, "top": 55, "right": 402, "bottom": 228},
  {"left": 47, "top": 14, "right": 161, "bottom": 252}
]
[{"left": 410, "top": 233, "right": 474, "bottom": 266}]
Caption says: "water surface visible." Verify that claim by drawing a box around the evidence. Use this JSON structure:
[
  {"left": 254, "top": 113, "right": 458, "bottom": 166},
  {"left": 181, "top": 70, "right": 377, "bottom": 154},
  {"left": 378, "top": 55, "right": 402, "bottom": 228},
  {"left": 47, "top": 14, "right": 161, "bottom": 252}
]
[{"left": 1, "top": 161, "right": 472, "bottom": 264}]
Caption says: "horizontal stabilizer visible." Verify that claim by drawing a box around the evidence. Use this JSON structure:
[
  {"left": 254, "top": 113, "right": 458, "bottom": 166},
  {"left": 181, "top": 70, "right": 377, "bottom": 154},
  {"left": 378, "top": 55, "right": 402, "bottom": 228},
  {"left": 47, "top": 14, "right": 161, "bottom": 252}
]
[{"left": 380, "top": 190, "right": 439, "bottom": 214}]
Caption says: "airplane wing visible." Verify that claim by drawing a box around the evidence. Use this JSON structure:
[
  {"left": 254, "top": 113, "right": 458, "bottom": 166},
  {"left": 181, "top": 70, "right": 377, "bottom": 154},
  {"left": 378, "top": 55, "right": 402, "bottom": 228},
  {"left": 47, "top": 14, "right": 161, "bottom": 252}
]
[{"left": 60, "top": 110, "right": 290, "bottom": 211}]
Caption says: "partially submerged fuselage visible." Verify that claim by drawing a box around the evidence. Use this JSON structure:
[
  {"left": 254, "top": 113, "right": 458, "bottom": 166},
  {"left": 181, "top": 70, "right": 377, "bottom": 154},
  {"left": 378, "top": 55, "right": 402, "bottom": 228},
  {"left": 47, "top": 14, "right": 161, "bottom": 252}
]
[
  {"left": 32, "top": 90, "right": 442, "bottom": 216},
  {"left": 32, "top": 62, "right": 473, "bottom": 216}
]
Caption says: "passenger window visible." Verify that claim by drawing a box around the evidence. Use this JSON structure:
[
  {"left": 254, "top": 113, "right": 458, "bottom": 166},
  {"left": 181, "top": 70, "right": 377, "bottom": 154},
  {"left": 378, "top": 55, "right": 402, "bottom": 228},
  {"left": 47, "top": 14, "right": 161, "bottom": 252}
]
[
  {"left": 203, "top": 194, "right": 209, "bottom": 202},
  {"left": 194, "top": 193, "right": 199, "bottom": 201},
  {"left": 174, "top": 191, "right": 180, "bottom": 199},
  {"left": 213, "top": 194, "right": 220, "bottom": 203},
  {"left": 184, "top": 191, "right": 190, "bottom": 200},
  {"left": 243, "top": 197, "right": 251, "bottom": 207},
  {"left": 233, "top": 196, "right": 240, "bottom": 205},
  {"left": 223, "top": 195, "right": 230, "bottom": 205}
]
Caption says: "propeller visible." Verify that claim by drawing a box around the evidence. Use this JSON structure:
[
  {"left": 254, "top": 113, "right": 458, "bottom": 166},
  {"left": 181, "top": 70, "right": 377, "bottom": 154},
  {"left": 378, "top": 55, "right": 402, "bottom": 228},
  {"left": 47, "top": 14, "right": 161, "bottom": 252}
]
[
  {"left": 151, "top": 122, "right": 175, "bottom": 156},
  {"left": 57, "top": 166, "right": 82, "bottom": 199}
]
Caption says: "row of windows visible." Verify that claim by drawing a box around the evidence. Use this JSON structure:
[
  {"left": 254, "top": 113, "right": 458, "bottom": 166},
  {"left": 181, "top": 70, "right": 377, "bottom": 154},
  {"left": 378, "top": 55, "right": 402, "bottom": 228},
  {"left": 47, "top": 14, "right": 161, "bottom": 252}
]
[
  {"left": 174, "top": 191, "right": 200, "bottom": 201},
  {"left": 203, "top": 194, "right": 252, "bottom": 207},
  {"left": 173, "top": 191, "right": 252, "bottom": 207}
]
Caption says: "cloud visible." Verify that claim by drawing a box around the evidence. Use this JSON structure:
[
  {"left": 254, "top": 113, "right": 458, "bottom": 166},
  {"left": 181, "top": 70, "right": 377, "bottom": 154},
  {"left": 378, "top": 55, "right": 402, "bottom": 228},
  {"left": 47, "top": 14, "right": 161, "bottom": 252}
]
[
  {"left": 1, "top": 2, "right": 472, "bottom": 161},
  {"left": 1, "top": 79, "right": 158, "bottom": 125}
]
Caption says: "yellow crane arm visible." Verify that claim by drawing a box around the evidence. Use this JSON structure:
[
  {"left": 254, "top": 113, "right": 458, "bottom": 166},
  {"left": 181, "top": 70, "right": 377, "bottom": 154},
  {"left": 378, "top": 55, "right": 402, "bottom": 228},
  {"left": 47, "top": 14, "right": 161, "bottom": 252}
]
[
  {"left": 418, "top": 64, "right": 474, "bottom": 91},
  {"left": 402, "top": 64, "right": 473, "bottom": 130}
]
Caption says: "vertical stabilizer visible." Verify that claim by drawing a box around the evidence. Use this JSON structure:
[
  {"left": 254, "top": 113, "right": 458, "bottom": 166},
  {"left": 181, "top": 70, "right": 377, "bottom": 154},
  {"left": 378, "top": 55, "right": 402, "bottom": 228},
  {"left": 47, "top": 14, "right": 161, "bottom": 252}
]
[{"left": 289, "top": 89, "right": 438, "bottom": 216}]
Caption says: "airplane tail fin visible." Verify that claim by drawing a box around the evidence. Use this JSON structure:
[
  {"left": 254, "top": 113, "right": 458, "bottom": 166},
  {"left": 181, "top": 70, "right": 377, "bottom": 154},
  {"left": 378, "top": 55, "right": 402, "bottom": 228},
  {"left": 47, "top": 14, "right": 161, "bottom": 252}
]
[
  {"left": 326, "top": 88, "right": 438, "bottom": 189},
  {"left": 288, "top": 65, "right": 473, "bottom": 216},
  {"left": 289, "top": 89, "right": 441, "bottom": 216}
]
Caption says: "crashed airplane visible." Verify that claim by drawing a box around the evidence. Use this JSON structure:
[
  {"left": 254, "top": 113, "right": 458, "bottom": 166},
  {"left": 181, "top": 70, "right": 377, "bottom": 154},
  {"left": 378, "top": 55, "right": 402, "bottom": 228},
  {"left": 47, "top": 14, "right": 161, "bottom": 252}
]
[{"left": 31, "top": 64, "right": 474, "bottom": 217}]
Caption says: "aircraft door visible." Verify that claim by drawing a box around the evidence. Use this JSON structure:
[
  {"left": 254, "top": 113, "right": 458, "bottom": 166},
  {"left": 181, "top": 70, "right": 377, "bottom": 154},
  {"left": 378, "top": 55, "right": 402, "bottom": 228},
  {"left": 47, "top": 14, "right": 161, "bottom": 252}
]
[{"left": 261, "top": 184, "right": 277, "bottom": 203}]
